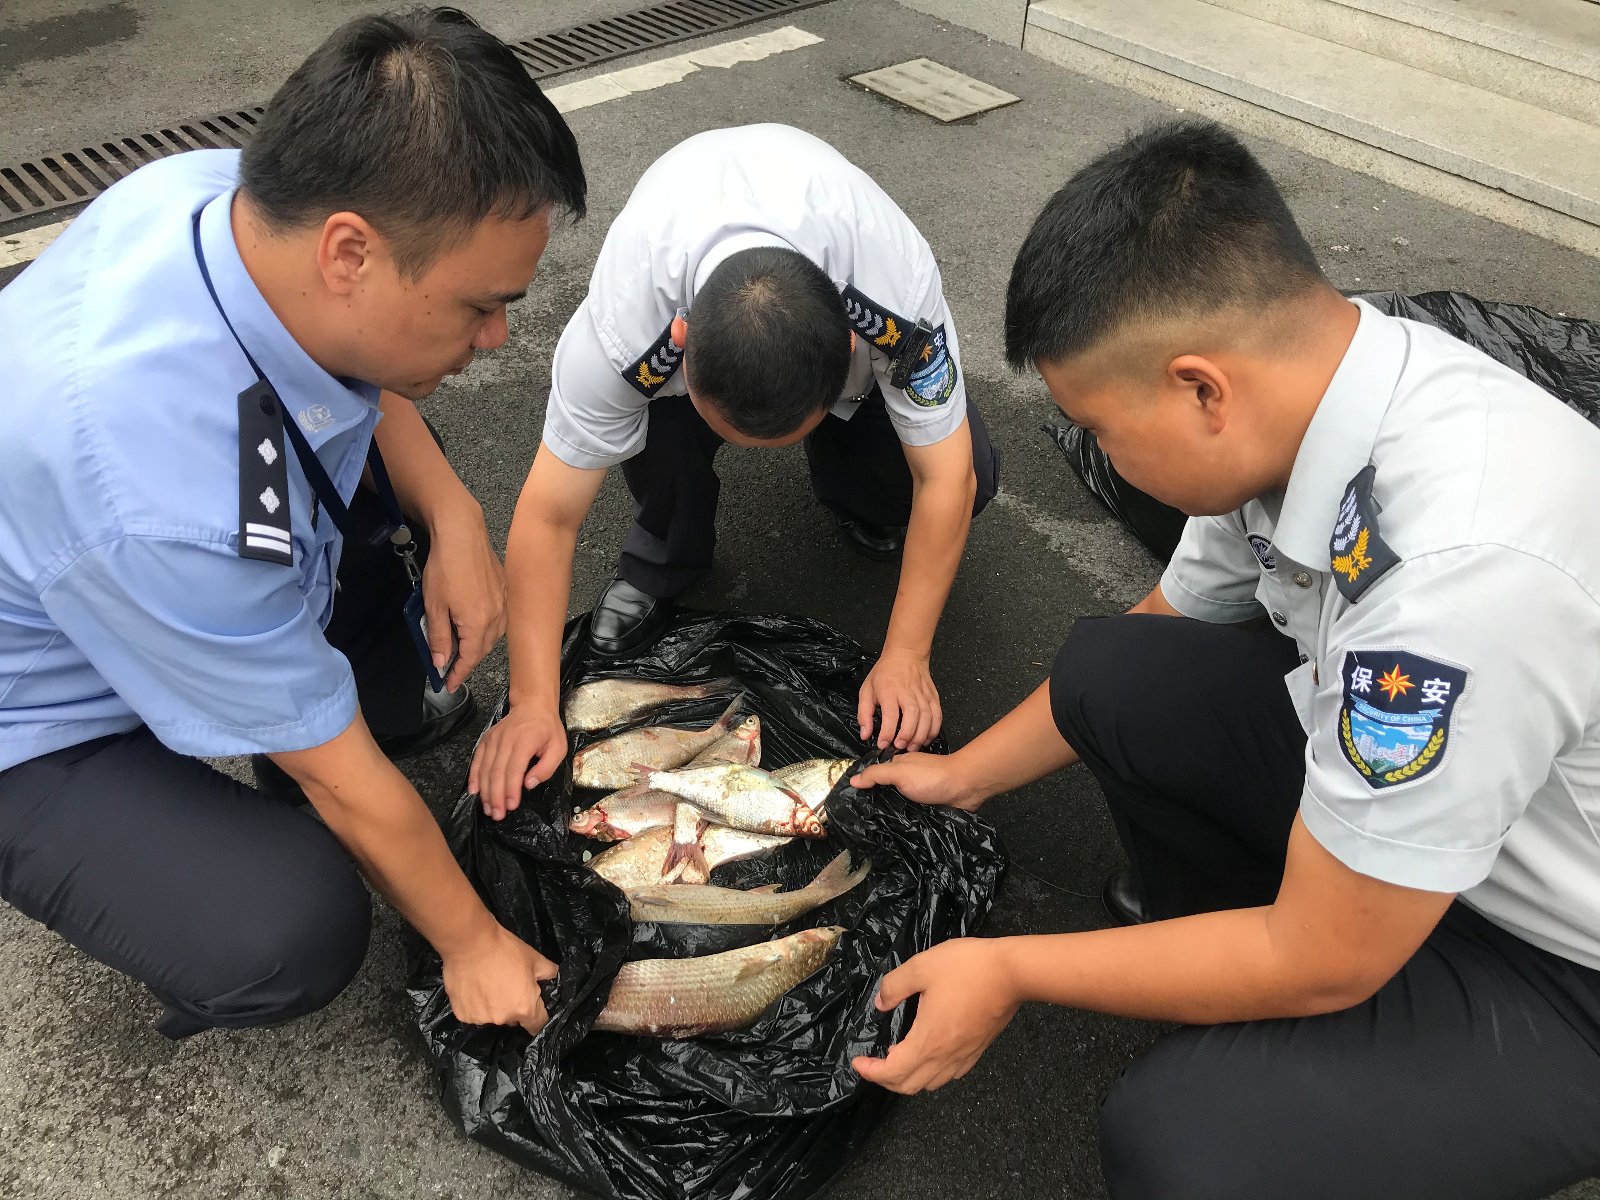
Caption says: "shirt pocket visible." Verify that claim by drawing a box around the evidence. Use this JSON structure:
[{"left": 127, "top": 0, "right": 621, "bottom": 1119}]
[{"left": 1284, "top": 659, "right": 1317, "bottom": 733}]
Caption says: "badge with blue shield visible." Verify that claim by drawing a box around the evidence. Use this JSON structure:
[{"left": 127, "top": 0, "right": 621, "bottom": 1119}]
[{"left": 1337, "top": 650, "right": 1468, "bottom": 790}]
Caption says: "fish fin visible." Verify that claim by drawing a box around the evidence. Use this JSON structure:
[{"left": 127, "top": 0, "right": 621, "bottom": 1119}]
[
  {"left": 746, "top": 883, "right": 783, "bottom": 895},
  {"left": 733, "top": 949, "right": 787, "bottom": 983},
  {"left": 628, "top": 762, "right": 659, "bottom": 786},
  {"left": 663, "top": 803, "right": 710, "bottom": 879}
]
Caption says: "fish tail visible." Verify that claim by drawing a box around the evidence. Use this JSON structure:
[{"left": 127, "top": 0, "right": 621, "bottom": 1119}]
[
  {"left": 663, "top": 835, "right": 709, "bottom": 881},
  {"left": 809, "top": 851, "right": 871, "bottom": 900},
  {"left": 710, "top": 692, "right": 745, "bottom": 734}
]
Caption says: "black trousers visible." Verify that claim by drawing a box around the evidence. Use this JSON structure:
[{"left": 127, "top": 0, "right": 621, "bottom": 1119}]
[
  {"left": 0, "top": 483, "right": 429, "bottom": 1039},
  {"left": 617, "top": 390, "right": 1002, "bottom": 597},
  {"left": 1051, "top": 614, "right": 1600, "bottom": 1200}
]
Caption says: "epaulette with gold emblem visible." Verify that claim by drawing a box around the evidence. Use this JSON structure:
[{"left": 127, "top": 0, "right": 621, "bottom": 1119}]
[
  {"left": 840, "top": 284, "right": 914, "bottom": 360},
  {"left": 621, "top": 318, "right": 685, "bottom": 398},
  {"left": 1330, "top": 464, "right": 1400, "bottom": 602}
]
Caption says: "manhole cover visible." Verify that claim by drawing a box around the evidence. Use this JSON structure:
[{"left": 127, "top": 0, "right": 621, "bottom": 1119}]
[{"left": 851, "top": 58, "right": 1019, "bottom": 122}]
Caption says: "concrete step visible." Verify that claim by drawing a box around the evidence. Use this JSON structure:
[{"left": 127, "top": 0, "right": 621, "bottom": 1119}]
[
  {"left": 1025, "top": 0, "right": 1600, "bottom": 228},
  {"left": 1207, "top": 0, "right": 1600, "bottom": 125}
]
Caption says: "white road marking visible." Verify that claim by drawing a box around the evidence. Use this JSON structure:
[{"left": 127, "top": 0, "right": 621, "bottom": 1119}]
[
  {"left": 0, "top": 25, "right": 824, "bottom": 270},
  {"left": 0, "top": 218, "right": 73, "bottom": 268}
]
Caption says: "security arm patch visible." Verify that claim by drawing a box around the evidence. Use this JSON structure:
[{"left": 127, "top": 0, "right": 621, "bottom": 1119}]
[
  {"left": 1337, "top": 650, "right": 1468, "bottom": 789},
  {"left": 904, "top": 325, "right": 958, "bottom": 407},
  {"left": 622, "top": 319, "right": 685, "bottom": 398},
  {"left": 1330, "top": 465, "right": 1400, "bottom": 602}
]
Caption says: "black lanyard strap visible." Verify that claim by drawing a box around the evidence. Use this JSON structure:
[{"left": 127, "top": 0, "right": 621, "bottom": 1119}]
[{"left": 192, "top": 213, "right": 412, "bottom": 552}]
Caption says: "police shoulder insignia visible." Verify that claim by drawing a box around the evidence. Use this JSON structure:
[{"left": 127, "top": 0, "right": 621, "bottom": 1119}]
[
  {"left": 1337, "top": 650, "right": 1467, "bottom": 790},
  {"left": 904, "top": 325, "right": 958, "bottom": 407},
  {"left": 623, "top": 319, "right": 684, "bottom": 398},
  {"left": 840, "top": 284, "right": 908, "bottom": 354},
  {"left": 1330, "top": 464, "right": 1399, "bottom": 602}
]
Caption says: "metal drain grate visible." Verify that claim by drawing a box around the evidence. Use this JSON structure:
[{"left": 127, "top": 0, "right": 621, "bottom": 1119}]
[{"left": 0, "top": 0, "right": 829, "bottom": 228}]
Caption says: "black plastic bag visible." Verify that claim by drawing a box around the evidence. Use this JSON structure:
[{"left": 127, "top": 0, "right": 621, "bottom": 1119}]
[
  {"left": 407, "top": 610, "right": 1008, "bottom": 1200},
  {"left": 1046, "top": 291, "right": 1600, "bottom": 563}
]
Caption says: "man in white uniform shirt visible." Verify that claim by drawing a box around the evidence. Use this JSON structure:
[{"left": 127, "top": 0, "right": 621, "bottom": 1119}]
[
  {"left": 470, "top": 125, "right": 1000, "bottom": 814},
  {"left": 847, "top": 122, "right": 1600, "bottom": 1199}
]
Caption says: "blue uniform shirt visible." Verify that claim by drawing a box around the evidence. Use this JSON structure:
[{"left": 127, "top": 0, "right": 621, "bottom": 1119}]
[{"left": 0, "top": 150, "right": 380, "bottom": 771}]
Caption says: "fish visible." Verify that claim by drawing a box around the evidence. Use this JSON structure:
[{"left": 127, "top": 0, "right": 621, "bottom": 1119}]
[
  {"left": 692, "top": 714, "right": 762, "bottom": 768},
  {"left": 771, "top": 758, "right": 853, "bottom": 809},
  {"left": 567, "top": 789, "right": 679, "bottom": 841},
  {"left": 567, "top": 715, "right": 762, "bottom": 841},
  {"left": 571, "top": 694, "right": 744, "bottom": 790},
  {"left": 636, "top": 763, "right": 826, "bottom": 839},
  {"left": 627, "top": 851, "right": 870, "bottom": 925},
  {"left": 587, "top": 825, "right": 791, "bottom": 889},
  {"left": 561, "top": 677, "right": 737, "bottom": 732},
  {"left": 591, "top": 926, "right": 844, "bottom": 1038}
]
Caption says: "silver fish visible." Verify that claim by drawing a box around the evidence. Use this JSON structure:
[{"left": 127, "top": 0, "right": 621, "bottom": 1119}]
[
  {"left": 627, "top": 851, "right": 870, "bottom": 925},
  {"left": 636, "top": 763, "right": 825, "bottom": 839},
  {"left": 562, "top": 677, "right": 736, "bottom": 732},
  {"left": 771, "top": 758, "right": 853, "bottom": 809},
  {"left": 568, "top": 716, "right": 761, "bottom": 841},
  {"left": 567, "top": 789, "right": 678, "bottom": 841},
  {"left": 591, "top": 926, "right": 844, "bottom": 1038},
  {"left": 587, "top": 825, "right": 790, "bottom": 889},
  {"left": 571, "top": 695, "right": 744, "bottom": 790}
]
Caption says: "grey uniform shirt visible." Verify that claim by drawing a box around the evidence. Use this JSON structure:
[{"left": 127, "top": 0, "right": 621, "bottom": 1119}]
[
  {"left": 1162, "top": 299, "right": 1600, "bottom": 970},
  {"left": 541, "top": 124, "right": 968, "bottom": 470}
]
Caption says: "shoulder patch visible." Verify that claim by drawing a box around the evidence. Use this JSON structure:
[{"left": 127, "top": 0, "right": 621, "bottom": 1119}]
[
  {"left": 1330, "top": 465, "right": 1399, "bottom": 602},
  {"left": 904, "top": 325, "right": 957, "bottom": 407},
  {"left": 237, "top": 381, "right": 293, "bottom": 566},
  {"left": 1337, "top": 650, "right": 1467, "bottom": 789},
  {"left": 622, "top": 319, "right": 684, "bottom": 398},
  {"left": 1247, "top": 533, "right": 1277, "bottom": 572},
  {"left": 840, "top": 284, "right": 909, "bottom": 356}
]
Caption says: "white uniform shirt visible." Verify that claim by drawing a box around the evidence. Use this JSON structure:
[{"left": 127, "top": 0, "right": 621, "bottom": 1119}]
[
  {"left": 1162, "top": 299, "right": 1600, "bottom": 970},
  {"left": 541, "top": 124, "right": 967, "bottom": 470}
]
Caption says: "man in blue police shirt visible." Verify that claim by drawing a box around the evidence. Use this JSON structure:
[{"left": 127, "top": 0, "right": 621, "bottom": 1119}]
[{"left": 0, "top": 10, "right": 585, "bottom": 1039}]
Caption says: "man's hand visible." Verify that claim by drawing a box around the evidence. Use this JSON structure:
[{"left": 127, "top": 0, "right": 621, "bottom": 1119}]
[
  {"left": 468, "top": 702, "right": 569, "bottom": 820},
  {"left": 420, "top": 504, "right": 506, "bottom": 692},
  {"left": 851, "top": 751, "right": 983, "bottom": 811},
  {"left": 852, "top": 938, "right": 1019, "bottom": 1095},
  {"left": 441, "top": 923, "right": 560, "bottom": 1036},
  {"left": 858, "top": 649, "right": 942, "bottom": 751}
]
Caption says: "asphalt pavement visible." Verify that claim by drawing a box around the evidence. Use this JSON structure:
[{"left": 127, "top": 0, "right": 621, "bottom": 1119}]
[{"left": 2, "top": 1, "right": 1599, "bottom": 1198}]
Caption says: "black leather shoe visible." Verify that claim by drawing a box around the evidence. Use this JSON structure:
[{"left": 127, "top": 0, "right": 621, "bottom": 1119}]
[
  {"left": 376, "top": 683, "right": 478, "bottom": 761},
  {"left": 826, "top": 507, "right": 905, "bottom": 561},
  {"left": 1102, "top": 870, "right": 1151, "bottom": 927},
  {"left": 589, "top": 577, "right": 670, "bottom": 656}
]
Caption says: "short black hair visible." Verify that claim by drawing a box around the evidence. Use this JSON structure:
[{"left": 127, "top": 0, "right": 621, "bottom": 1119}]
[
  {"left": 1004, "top": 120, "right": 1325, "bottom": 369},
  {"left": 685, "top": 247, "right": 851, "bottom": 439},
  {"left": 240, "top": 6, "right": 586, "bottom": 276}
]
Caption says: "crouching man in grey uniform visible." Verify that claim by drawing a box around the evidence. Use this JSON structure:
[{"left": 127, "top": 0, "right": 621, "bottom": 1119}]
[{"left": 853, "top": 121, "right": 1600, "bottom": 1200}]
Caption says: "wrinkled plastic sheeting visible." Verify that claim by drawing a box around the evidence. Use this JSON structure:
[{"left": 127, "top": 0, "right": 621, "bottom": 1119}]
[
  {"left": 407, "top": 610, "right": 1008, "bottom": 1200},
  {"left": 1046, "top": 291, "right": 1600, "bottom": 563}
]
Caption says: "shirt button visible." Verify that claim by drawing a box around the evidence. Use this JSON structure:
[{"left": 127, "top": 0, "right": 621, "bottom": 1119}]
[
  {"left": 1291, "top": 570, "right": 1313, "bottom": 588},
  {"left": 1272, "top": 611, "right": 1288, "bottom": 627},
  {"left": 1298, "top": 653, "right": 1309, "bottom": 664}
]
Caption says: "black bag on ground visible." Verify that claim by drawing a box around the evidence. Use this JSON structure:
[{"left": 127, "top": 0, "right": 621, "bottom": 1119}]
[
  {"left": 1046, "top": 291, "right": 1600, "bottom": 564},
  {"left": 407, "top": 609, "right": 1008, "bottom": 1200}
]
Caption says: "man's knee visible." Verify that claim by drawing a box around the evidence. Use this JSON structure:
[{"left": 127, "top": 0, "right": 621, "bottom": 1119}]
[
  {"left": 162, "top": 840, "right": 371, "bottom": 1035},
  {"left": 1100, "top": 1036, "right": 1240, "bottom": 1200}
]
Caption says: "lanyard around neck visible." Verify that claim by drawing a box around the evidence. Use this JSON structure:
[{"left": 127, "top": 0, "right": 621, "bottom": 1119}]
[{"left": 190, "top": 215, "right": 411, "bottom": 548}]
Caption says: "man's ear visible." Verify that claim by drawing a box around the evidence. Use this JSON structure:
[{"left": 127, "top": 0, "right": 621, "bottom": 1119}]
[
  {"left": 1168, "top": 354, "right": 1232, "bottom": 433},
  {"left": 316, "top": 212, "right": 379, "bottom": 297}
]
